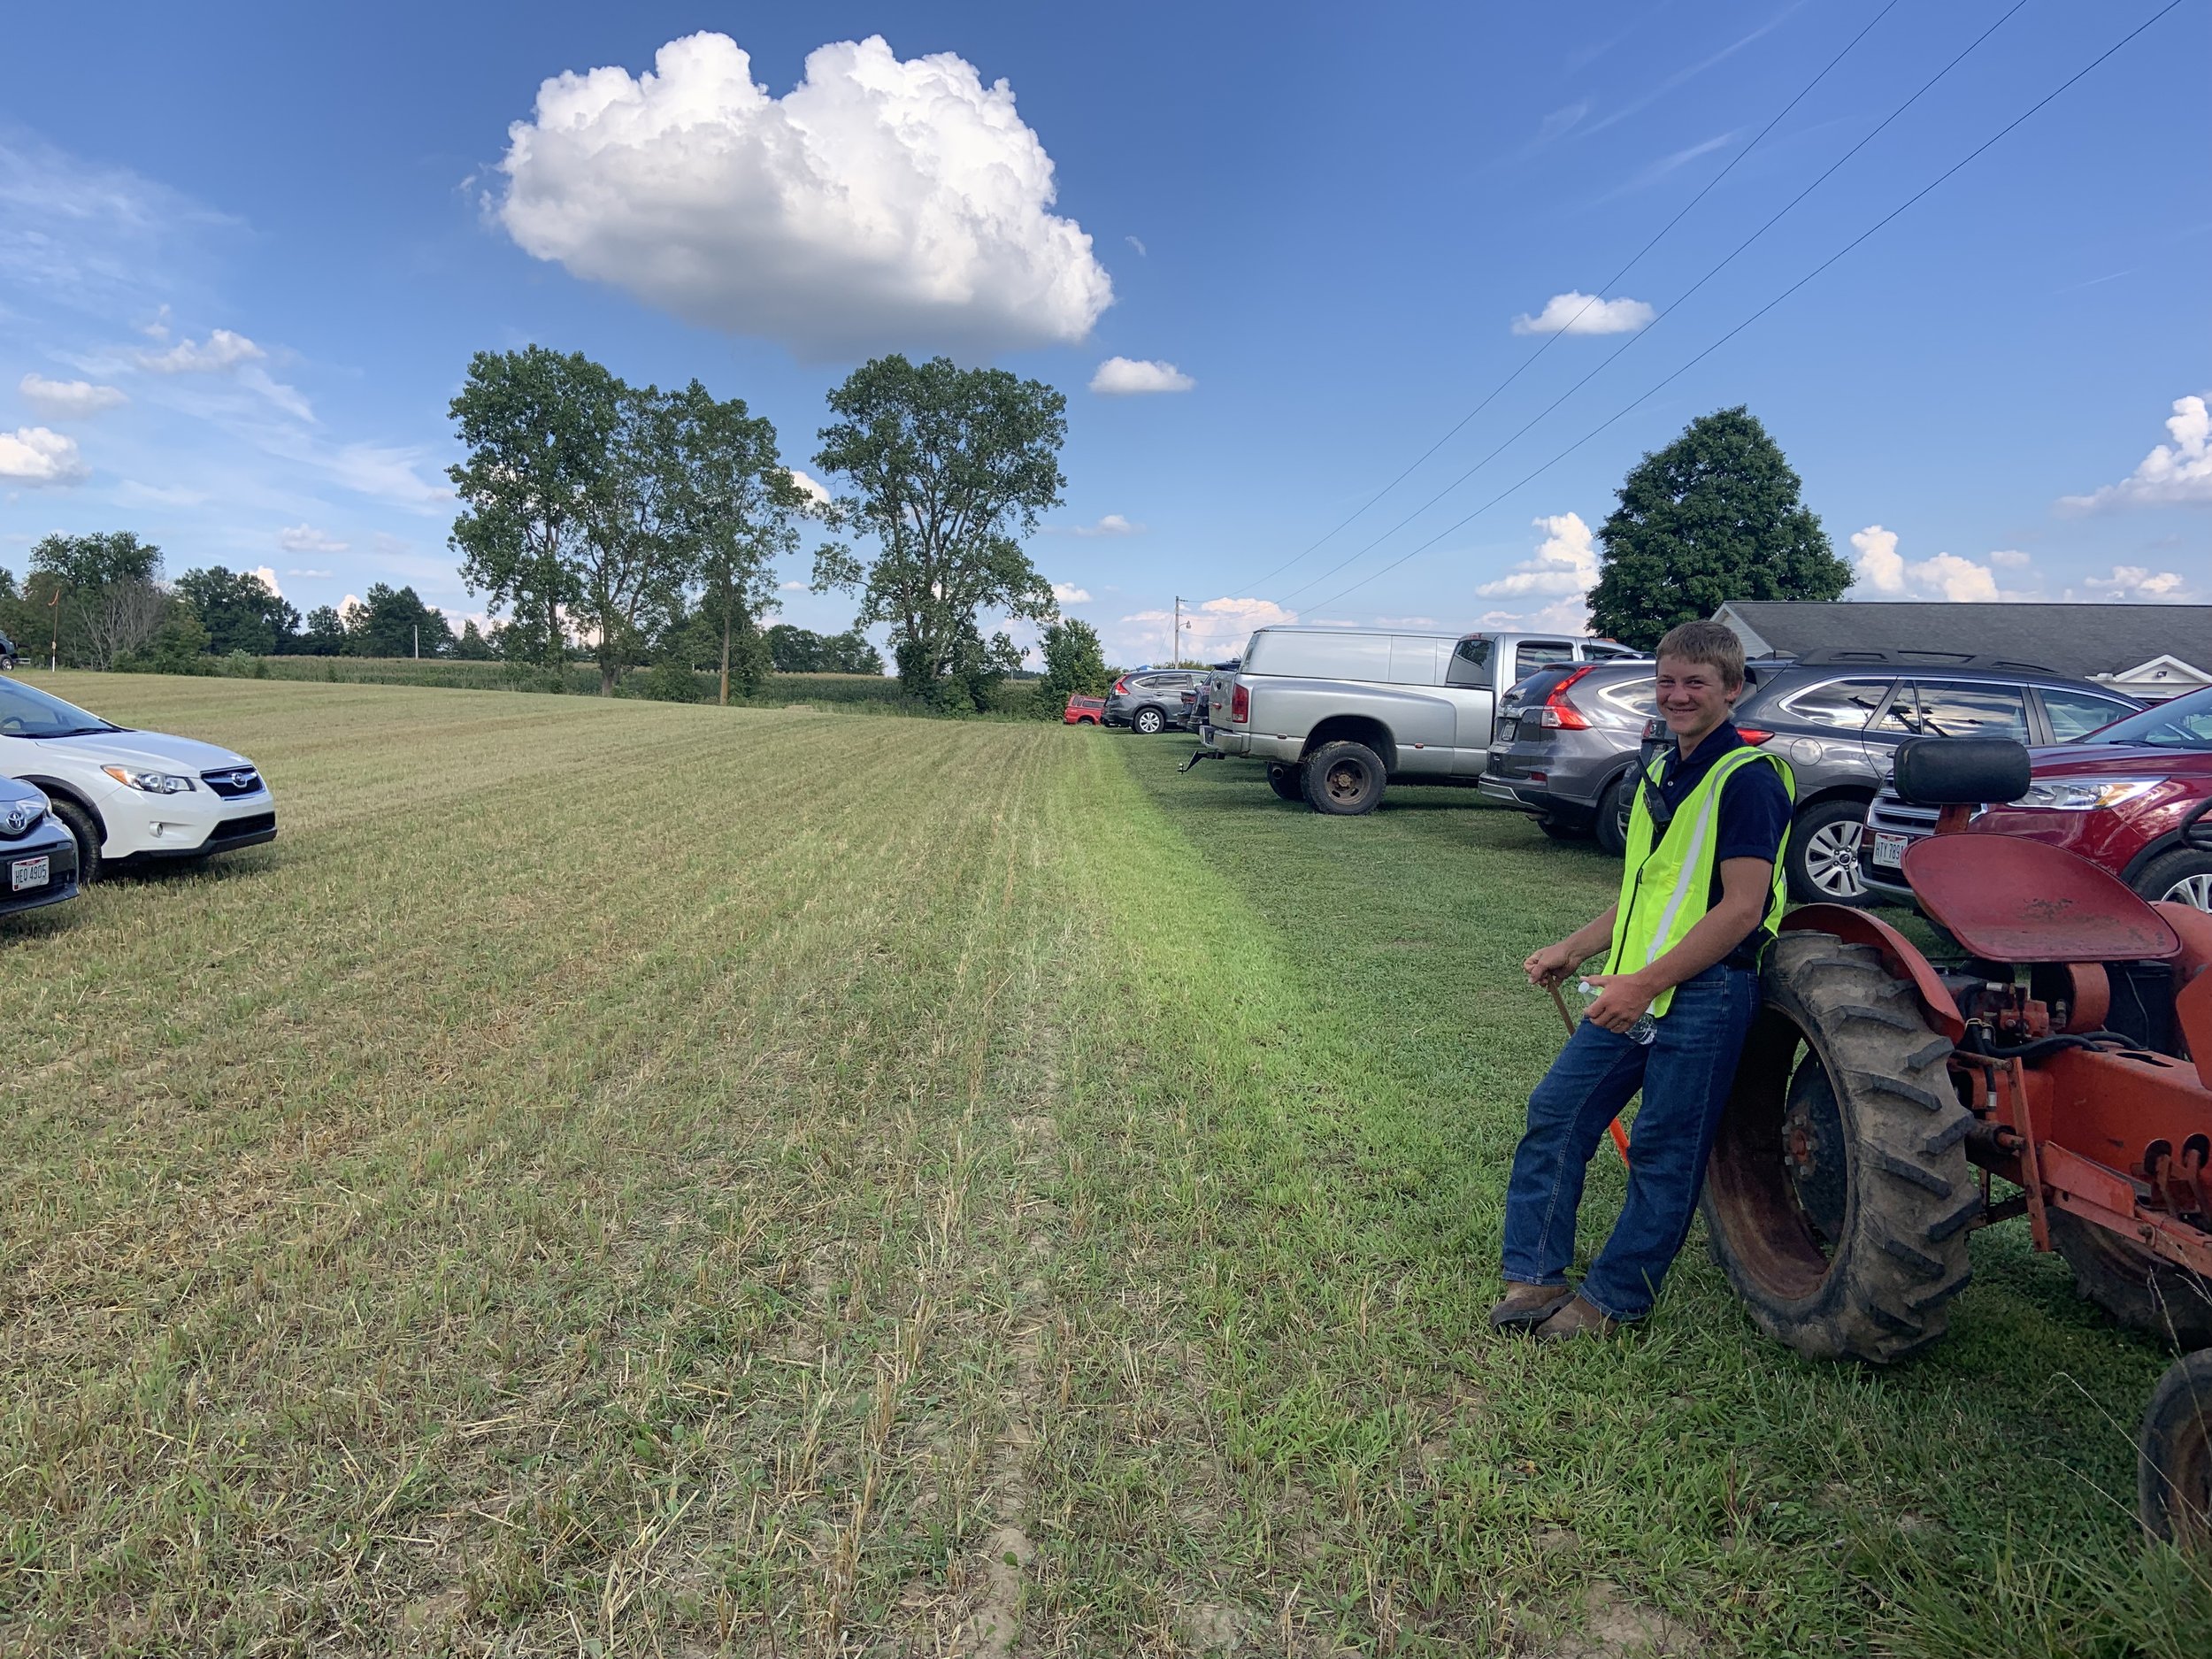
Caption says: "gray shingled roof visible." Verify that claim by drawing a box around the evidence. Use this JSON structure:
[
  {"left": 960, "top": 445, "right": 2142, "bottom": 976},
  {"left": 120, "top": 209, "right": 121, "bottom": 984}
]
[{"left": 1713, "top": 602, "right": 2212, "bottom": 678}]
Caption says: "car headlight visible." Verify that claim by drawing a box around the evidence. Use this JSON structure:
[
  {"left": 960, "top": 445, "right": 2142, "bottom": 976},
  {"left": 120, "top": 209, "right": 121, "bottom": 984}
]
[
  {"left": 2016, "top": 778, "right": 2164, "bottom": 811},
  {"left": 101, "top": 764, "right": 196, "bottom": 794}
]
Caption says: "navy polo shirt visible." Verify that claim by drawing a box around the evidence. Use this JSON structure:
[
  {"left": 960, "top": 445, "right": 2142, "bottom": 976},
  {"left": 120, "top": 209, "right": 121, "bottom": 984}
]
[{"left": 1643, "top": 719, "right": 1793, "bottom": 971}]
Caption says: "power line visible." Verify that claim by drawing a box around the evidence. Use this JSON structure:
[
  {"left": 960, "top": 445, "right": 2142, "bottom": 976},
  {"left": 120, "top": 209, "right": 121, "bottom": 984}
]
[
  {"left": 1276, "top": 0, "right": 2032, "bottom": 610},
  {"left": 1241, "top": 0, "right": 1904, "bottom": 598},
  {"left": 1297, "top": 0, "right": 2187, "bottom": 618}
]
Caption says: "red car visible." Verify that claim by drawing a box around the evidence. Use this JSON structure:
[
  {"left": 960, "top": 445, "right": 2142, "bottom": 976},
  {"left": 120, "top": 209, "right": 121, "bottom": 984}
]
[
  {"left": 1962, "top": 684, "right": 2212, "bottom": 910},
  {"left": 1063, "top": 695, "right": 1105, "bottom": 726}
]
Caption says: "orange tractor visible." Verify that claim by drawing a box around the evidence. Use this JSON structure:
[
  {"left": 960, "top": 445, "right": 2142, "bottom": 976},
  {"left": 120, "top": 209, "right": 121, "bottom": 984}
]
[{"left": 1701, "top": 735, "right": 2212, "bottom": 1548}]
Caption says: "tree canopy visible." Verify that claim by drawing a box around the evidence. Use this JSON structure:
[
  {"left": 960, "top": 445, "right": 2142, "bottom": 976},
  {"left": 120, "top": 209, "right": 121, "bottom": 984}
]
[
  {"left": 1035, "top": 618, "right": 1110, "bottom": 714},
  {"left": 1585, "top": 406, "right": 1850, "bottom": 650},
  {"left": 765, "top": 625, "right": 885, "bottom": 675},
  {"left": 27, "top": 532, "right": 168, "bottom": 668},
  {"left": 175, "top": 566, "right": 302, "bottom": 657},
  {"left": 811, "top": 355, "right": 1063, "bottom": 709}
]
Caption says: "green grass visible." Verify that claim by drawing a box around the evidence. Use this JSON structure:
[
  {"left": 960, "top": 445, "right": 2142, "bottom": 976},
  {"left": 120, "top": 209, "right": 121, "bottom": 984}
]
[{"left": 1, "top": 678, "right": 2203, "bottom": 1655}]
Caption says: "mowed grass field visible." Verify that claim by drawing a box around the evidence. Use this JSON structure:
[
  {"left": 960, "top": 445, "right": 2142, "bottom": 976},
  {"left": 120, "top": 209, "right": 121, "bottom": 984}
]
[{"left": 3, "top": 676, "right": 2206, "bottom": 1657}]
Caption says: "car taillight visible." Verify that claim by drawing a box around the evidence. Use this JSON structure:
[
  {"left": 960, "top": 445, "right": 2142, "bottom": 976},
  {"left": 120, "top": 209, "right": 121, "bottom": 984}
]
[
  {"left": 1231, "top": 684, "right": 1249, "bottom": 722},
  {"left": 1738, "top": 727, "right": 1773, "bottom": 745},
  {"left": 1534, "top": 665, "right": 1595, "bottom": 730},
  {"left": 1111, "top": 677, "right": 1128, "bottom": 695}
]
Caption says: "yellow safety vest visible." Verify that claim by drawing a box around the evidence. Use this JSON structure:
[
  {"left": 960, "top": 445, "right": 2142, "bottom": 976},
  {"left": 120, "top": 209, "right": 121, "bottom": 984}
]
[{"left": 1603, "top": 742, "right": 1794, "bottom": 1018}]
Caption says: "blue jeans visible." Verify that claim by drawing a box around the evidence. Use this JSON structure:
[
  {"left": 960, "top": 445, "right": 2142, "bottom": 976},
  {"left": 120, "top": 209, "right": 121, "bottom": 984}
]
[{"left": 1501, "top": 964, "right": 1762, "bottom": 1322}]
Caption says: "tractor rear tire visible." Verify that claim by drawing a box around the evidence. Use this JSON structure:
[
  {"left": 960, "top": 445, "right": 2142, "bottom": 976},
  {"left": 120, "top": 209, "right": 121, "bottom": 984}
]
[
  {"left": 2048, "top": 1211, "right": 2212, "bottom": 1352},
  {"left": 2139, "top": 1348, "right": 2212, "bottom": 1553},
  {"left": 1701, "top": 932, "right": 1978, "bottom": 1363},
  {"left": 1265, "top": 764, "right": 1304, "bottom": 803}
]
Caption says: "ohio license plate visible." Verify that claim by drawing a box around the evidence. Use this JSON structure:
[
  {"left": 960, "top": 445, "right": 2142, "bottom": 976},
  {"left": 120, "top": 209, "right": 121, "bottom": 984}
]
[
  {"left": 1870, "top": 831, "right": 1909, "bottom": 870},
  {"left": 1495, "top": 717, "right": 1520, "bottom": 742},
  {"left": 11, "top": 855, "right": 49, "bottom": 892}
]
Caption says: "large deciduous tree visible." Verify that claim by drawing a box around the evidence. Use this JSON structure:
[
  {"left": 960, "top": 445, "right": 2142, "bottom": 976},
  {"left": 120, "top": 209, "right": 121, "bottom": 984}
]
[
  {"left": 175, "top": 566, "right": 302, "bottom": 657},
  {"left": 347, "top": 583, "right": 454, "bottom": 658},
  {"left": 1586, "top": 407, "right": 1850, "bottom": 650},
  {"left": 448, "top": 346, "right": 621, "bottom": 682},
  {"left": 1035, "top": 618, "right": 1110, "bottom": 715},
  {"left": 27, "top": 532, "right": 168, "bottom": 668},
  {"left": 811, "top": 355, "right": 1063, "bottom": 710}
]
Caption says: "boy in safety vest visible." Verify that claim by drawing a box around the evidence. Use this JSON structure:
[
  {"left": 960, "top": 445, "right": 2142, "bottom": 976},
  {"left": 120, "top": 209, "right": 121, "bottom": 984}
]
[{"left": 1493, "top": 619, "right": 1794, "bottom": 1340}]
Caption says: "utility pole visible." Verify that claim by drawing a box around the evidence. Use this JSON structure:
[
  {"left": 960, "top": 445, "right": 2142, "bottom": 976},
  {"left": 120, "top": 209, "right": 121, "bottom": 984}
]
[
  {"left": 48, "top": 586, "right": 59, "bottom": 673},
  {"left": 1171, "top": 595, "right": 1180, "bottom": 666},
  {"left": 412, "top": 623, "right": 419, "bottom": 660}
]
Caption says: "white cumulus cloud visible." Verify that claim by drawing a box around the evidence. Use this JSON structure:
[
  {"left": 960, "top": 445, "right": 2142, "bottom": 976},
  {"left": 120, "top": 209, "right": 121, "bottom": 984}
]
[
  {"left": 1848, "top": 525, "right": 2011, "bottom": 603},
  {"left": 786, "top": 468, "right": 832, "bottom": 503},
  {"left": 494, "top": 33, "right": 1113, "bottom": 357},
  {"left": 250, "top": 566, "right": 283, "bottom": 598},
  {"left": 2062, "top": 394, "right": 2212, "bottom": 510},
  {"left": 1473, "top": 513, "right": 1603, "bottom": 633},
  {"left": 2080, "top": 564, "right": 2193, "bottom": 602},
  {"left": 1118, "top": 595, "right": 1292, "bottom": 663},
  {"left": 287, "top": 568, "right": 334, "bottom": 580},
  {"left": 19, "top": 373, "right": 127, "bottom": 418},
  {"left": 1052, "top": 512, "right": 1143, "bottom": 537},
  {"left": 1511, "top": 291, "right": 1655, "bottom": 336},
  {"left": 0, "top": 426, "right": 88, "bottom": 485},
  {"left": 1051, "top": 580, "right": 1092, "bottom": 603},
  {"left": 1089, "top": 357, "right": 1194, "bottom": 395},
  {"left": 280, "top": 524, "right": 348, "bottom": 555},
  {"left": 137, "top": 328, "right": 265, "bottom": 373}
]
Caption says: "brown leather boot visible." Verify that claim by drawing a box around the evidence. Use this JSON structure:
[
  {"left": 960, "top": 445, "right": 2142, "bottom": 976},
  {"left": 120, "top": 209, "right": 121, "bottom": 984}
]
[
  {"left": 1488, "top": 1281, "right": 1575, "bottom": 1331},
  {"left": 1532, "top": 1294, "right": 1620, "bottom": 1341}
]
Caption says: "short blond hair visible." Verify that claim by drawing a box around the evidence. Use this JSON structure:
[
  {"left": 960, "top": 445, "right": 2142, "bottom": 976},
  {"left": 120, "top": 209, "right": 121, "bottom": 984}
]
[{"left": 1654, "top": 619, "right": 1747, "bottom": 689}]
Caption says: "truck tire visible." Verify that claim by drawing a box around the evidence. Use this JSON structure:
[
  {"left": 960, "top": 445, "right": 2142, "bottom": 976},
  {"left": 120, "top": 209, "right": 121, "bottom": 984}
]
[
  {"left": 2049, "top": 1211, "right": 2212, "bottom": 1351},
  {"left": 1265, "top": 764, "right": 1304, "bottom": 803},
  {"left": 2139, "top": 1348, "right": 2212, "bottom": 1553},
  {"left": 1302, "top": 741, "right": 1385, "bottom": 816},
  {"left": 1786, "top": 798, "right": 1875, "bottom": 906},
  {"left": 48, "top": 797, "right": 103, "bottom": 885},
  {"left": 1594, "top": 770, "right": 1635, "bottom": 857},
  {"left": 1701, "top": 932, "right": 1977, "bottom": 1363},
  {"left": 1132, "top": 706, "right": 1166, "bottom": 736}
]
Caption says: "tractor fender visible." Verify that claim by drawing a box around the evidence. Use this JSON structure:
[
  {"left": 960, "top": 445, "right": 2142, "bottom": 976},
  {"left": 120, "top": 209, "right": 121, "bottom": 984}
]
[{"left": 1780, "top": 903, "right": 1965, "bottom": 1042}]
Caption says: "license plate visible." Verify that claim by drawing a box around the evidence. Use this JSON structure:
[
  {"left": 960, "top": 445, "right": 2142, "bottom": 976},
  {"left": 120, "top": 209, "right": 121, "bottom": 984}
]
[
  {"left": 1496, "top": 717, "right": 1520, "bottom": 742},
  {"left": 1871, "top": 831, "right": 1909, "bottom": 870},
  {"left": 11, "top": 855, "right": 49, "bottom": 892}
]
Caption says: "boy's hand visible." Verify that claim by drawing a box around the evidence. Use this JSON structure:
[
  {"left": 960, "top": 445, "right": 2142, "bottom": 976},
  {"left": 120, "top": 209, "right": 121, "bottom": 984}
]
[
  {"left": 1580, "top": 972, "right": 1654, "bottom": 1032},
  {"left": 1524, "top": 941, "right": 1578, "bottom": 987}
]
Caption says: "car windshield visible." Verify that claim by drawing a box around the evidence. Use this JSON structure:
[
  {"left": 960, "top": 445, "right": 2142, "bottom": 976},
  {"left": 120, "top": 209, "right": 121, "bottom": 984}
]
[
  {"left": 2074, "top": 686, "right": 2212, "bottom": 750},
  {"left": 0, "top": 677, "right": 121, "bottom": 739}
]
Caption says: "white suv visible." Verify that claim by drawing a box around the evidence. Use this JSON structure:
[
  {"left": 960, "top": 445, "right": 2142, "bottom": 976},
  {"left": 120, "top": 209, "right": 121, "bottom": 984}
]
[{"left": 0, "top": 677, "right": 277, "bottom": 882}]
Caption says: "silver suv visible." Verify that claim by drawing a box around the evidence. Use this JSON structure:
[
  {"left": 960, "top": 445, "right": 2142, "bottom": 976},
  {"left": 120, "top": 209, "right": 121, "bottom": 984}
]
[
  {"left": 1105, "top": 668, "right": 1204, "bottom": 734},
  {"left": 1483, "top": 650, "right": 2141, "bottom": 903}
]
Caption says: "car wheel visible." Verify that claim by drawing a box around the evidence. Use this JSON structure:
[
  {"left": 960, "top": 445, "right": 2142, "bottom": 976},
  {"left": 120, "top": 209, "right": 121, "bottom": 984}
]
[
  {"left": 1786, "top": 799, "right": 1873, "bottom": 906},
  {"left": 1133, "top": 707, "right": 1165, "bottom": 735},
  {"left": 2134, "top": 847, "right": 2212, "bottom": 912},
  {"left": 1594, "top": 771, "right": 1636, "bottom": 857},
  {"left": 1265, "top": 764, "right": 1304, "bottom": 803},
  {"left": 47, "top": 797, "right": 102, "bottom": 885},
  {"left": 1302, "top": 741, "right": 1386, "bottom": 815}
]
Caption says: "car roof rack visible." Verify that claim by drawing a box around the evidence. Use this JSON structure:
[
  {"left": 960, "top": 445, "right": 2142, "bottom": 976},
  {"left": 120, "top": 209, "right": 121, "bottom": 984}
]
[{"left": 1792, "top": 648, "right": 2057, "bottom": 674}]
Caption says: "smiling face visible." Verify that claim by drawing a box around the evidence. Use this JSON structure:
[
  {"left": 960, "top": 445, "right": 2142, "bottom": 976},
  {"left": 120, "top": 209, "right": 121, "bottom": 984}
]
[{"left": 1653, "top": 653, "right": 1741, "bottom": 751}]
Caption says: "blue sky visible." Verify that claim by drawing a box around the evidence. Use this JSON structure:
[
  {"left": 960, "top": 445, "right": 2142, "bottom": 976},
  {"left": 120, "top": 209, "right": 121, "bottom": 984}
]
[{"left": 2, "top": 0, "right": 2206, "bottom": 667}]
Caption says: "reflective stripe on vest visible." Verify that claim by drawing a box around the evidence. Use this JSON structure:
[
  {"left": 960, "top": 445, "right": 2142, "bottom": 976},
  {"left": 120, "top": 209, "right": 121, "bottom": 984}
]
[{"left": 1603, "top": 743, "right": 1794, "bottom": 1018}]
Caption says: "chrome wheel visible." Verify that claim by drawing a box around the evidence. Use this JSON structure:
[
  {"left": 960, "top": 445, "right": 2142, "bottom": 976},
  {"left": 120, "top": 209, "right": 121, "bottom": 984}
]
[
  {"left": 2162, "top": 872, "right": 2212, "bottom": 911},
  {"left": 1804, "top": 820, "right": 1867, "bottom": 900}
]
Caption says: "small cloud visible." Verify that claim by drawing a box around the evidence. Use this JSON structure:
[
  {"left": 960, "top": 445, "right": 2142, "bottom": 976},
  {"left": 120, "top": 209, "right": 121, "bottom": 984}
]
[
  {"left": 1987, "top": 549, "right": 2032, "bottom": 568},
  {"left": 787, "top": 467, "right": 833, "bottom": 503},
  {"left": 1125, "top": 234, "right": 1147, "bottom": 257},
  {"left": 0, "top": 426, "right": 88, "bottom": 486},
  {"left": 1847, "top": 525, "right": 2022, "bottom": 603},
  {"left": 1374, "top": 616, "right": 1440, "bottom": 628},
  {"left": 240, "top": 365, "right": 313, "bottom": 422},
  {"left": 137, "top": 327, "right": 265, "bottom": 373},
  {"left": 280, "top": 523, "right": 349, "bottom": 555},
  {"left": 1537, "top": 100, "right": 1589, "bottom": 143},
  {"left": 19, "top": 373, "right": 128, "bottom": 418},
  {"left": 1512, "top": 291, "right": 1655, "bottom": 336},
  {"left": 140, "top": 304, "right": 173, "bottom": 340},
  {"left": 2081, "top": 564, "right": 2194, "bottom": 602},
  {"left": 779, "top": 580, "right": 808, "bottom": 591},
  {"left": 1090, "top": 357, "right": 1194, "bottom": 396},
  {"left": 250, "top": 565, "right": 283, "bottom": 598},
  {"left": 1052, "top": 580, "right": 1092, "bottom": 603},
  {"left": 286, "top": 568, "right": 334, "bottom": 580},
  {"left": 2060, "top": 394, "right": 2212, "bottom": 510},
  {"left": 1050, "top": 511, "right": 1144, "bottom": 538}
]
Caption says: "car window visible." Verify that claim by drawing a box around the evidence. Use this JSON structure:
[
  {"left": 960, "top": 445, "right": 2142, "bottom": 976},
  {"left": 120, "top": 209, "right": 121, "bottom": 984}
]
[
  {"left": 1875, "top": 680, "right": 2030, "bottom": 741},
  {"left": 2039, "top": 687, "right": 2136, "bottom": 742},
  {"left": 1516, "top": 641, "right": 1574, "bottom": 680},
  {"left": 1445, "top": 635, "right": 1494, "bottom": 687},
  {"left": 2077, "top": 685, "right": 2212, "bottom": 749},
  {"left": 1581, "top": 644, "right": 1639, "bottom": 661},
  {"left": 0, "top": 677, "right": 119, "bottom": 739},
  {"left": 1776, "top": 677, "right": 1893, "bottom": 731}
]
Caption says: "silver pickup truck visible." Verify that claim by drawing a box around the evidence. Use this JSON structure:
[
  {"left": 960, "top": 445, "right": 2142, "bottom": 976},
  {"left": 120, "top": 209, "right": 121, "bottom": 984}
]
[{"left": 1194, "top": 626, "right": 1639, "bottom": 813}]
